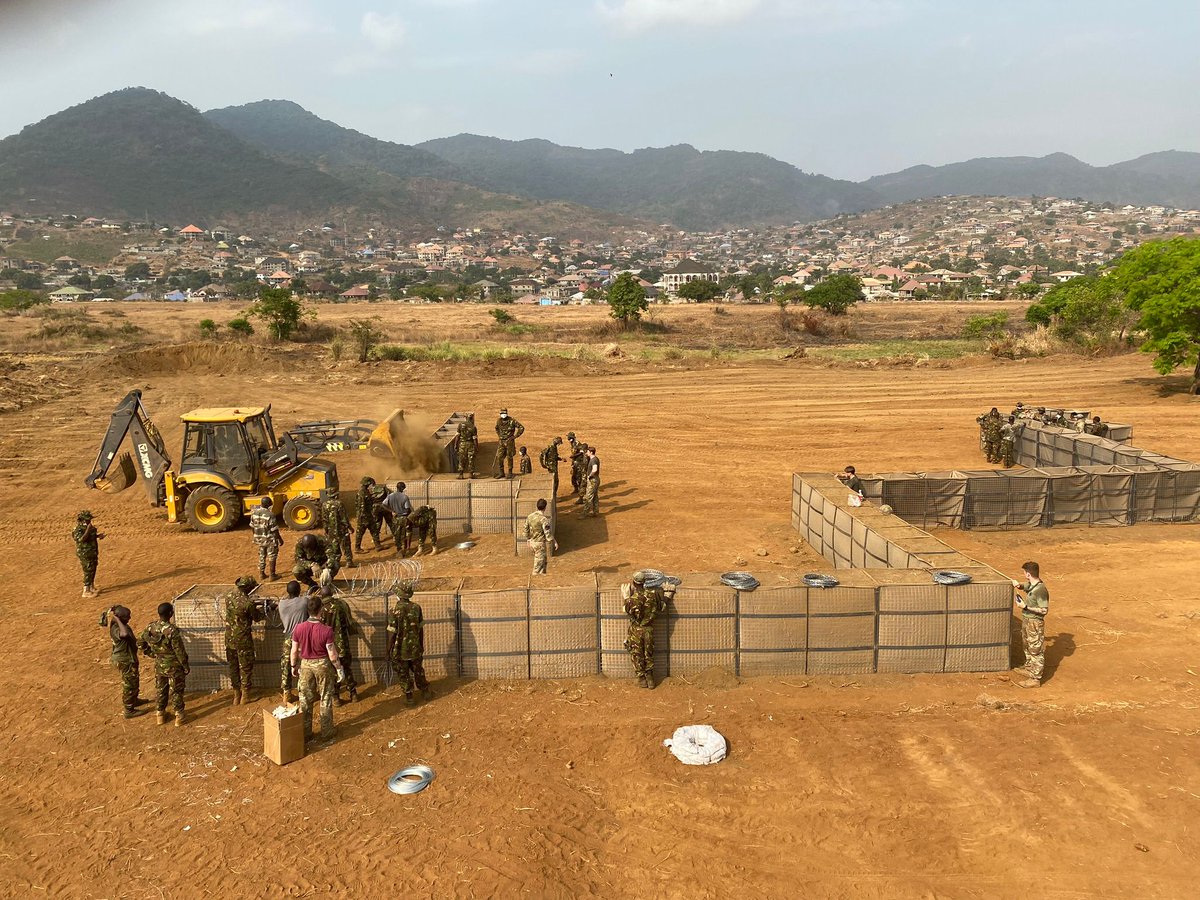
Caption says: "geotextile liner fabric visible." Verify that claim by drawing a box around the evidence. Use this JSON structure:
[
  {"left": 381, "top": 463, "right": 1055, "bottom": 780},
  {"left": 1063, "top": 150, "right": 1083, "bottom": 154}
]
[{"left": 864, "top": 420, "right": 1200, "bottom": 529}]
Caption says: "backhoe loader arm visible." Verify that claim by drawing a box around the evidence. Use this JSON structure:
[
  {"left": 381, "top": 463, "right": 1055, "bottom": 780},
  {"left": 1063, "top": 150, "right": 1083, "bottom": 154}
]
[{"left": 85, "top": 390, "right": 173, "bottom": 505}]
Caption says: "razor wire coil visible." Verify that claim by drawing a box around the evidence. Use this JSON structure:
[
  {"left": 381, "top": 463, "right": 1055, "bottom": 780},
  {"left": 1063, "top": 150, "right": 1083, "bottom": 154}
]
[
  {"left": 720, "top": 571, "right": 760, "bottom": 591},
  {"left": 641, "top": 569, "right": 682, "bottom": 590},
  {"left": 387, "top": 764, "right": 435, "bottom": 795},
  {"left": 933, "top": 570, "right": 973, "bottom": 585},
  {"left": 802, "top": 573, "right": 840, "bottom": 589}
]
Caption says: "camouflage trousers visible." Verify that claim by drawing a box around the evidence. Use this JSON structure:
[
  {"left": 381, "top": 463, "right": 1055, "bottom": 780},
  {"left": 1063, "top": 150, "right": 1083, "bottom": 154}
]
[
  {"left": 1022, "top": 615, "right": 1045, "bottom": 680},
  {"left": 582, "top": 476, "right": 599, "bottom": 515},
  {"left": 495, "top": 440, "right": 516, "bottom": 476},
  {"left": 458, "top": 443, "right": 476, "bottom": 475},
  {"left": 78, "top": 549, "right": 98, "bottom": 588},
  {"left": 354, "top": 517, "right": 382, "bottom": 550},
  {"left": 393, "top": 657, "right": 429, "bottom": 695},
  {"left": 298, "top": 658, "right": 335, "bottom": 741},
  {"left": 281, "top": 636, "right": 295, "bottom": 694},
  {"left": 984, "top": 439, "right": 1001, "bottom": 464},
  {"left": 331, "top": 531, "right": 353, "bottom": 565},
  {"left": 333, "top": 647, "right": 358, "bottom": 695},
  {"left": 625, "top": 625, "right": 654, "bottom": 677},
  {"left": 390, "top": 516, "right": 411, "bottom": 555},
  {"left": 1002, "top": 440, "right": 1016, "bottom": 468},
  {"left": 529, "top": 539, "right": 548, "bottom": 575},
  {"left": 226, "top": 643, "right": 255, "bottom": 693},
  {"left": 155, "top": 669, "right": 186, "bottom": 713},
  {"left": 114, "top": 659, "right": 139, "bottom": 712},
  {"left": 256, "top": 541, "right": 280, "bottom": 572}
]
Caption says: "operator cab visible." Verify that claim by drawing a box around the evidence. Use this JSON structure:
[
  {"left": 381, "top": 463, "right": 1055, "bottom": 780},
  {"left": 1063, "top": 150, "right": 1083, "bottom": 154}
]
[{"left": 179, "top": 406, "right": 278, "bottom": 488}]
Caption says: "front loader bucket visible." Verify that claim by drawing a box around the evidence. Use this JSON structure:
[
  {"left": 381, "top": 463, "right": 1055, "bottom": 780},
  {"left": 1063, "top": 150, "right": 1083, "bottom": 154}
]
[
  {"left": 94, "top": 452, "right": 137, "bottom": 493},
  {"left": 367, "top": 409, "right": 406, "bottom": 460}
]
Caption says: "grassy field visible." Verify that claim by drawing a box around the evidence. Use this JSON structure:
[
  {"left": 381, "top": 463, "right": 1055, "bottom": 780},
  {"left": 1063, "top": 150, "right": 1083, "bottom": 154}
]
[{"left": 4, "top": 230, "right": 132, "bottom": 266}]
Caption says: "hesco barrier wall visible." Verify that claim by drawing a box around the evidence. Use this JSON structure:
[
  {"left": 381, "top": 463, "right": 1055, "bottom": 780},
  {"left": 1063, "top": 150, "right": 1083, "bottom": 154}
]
[
  {"left": 790, "top": 474, "right": 1013, "bottom": 673},
  {"left": 177, "top": 559, "right": 1012, "bottom": 687},
  {"left": 378, "top": 474, "right": 557, "bottom": 555},
  {"left": 861, "top": 422, "right": 1200, "bottom": 529}
]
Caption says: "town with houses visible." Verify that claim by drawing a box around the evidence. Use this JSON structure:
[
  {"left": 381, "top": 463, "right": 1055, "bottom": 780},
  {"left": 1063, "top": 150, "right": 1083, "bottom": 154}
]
[{"left": 3, "top": 195, "right": 1200, "bottom": 306}]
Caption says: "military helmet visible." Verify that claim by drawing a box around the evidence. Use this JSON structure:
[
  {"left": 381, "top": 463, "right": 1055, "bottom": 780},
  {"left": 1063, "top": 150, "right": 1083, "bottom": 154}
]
[
  {"left": 553, "top": 436, "right": 562, "bottom": 444},
  {"left": 567, "top": 431, "right": 576, "bottom": 439},
  {"left": 500, "top": 408, "right": 509, "bottom": 417},
  {"left": 361, "top": 475, "right": 375, "bottom": 486},
  {"left": 77, "top": 509, "right": 94, "bottom": 520},
  {"left": 235, "top": 575, "right": 258, "bottom": 592},
  {"left": 631, "top": 570, "right": 647, "bottom": 585}
]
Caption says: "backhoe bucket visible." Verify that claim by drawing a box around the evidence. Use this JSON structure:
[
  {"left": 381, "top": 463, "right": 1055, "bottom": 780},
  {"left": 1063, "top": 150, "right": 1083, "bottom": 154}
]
[
  {"left": 95, "top": 452, "right": 137, "bottom": 493},
  {"left": 367, "top": 409, "right": 406, "bottom": 460}
]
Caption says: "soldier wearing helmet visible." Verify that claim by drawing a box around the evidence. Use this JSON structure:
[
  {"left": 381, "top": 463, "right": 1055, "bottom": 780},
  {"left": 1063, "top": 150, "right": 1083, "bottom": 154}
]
[{"left": 73, "top": 509, "right": 104, "bottom": 598}]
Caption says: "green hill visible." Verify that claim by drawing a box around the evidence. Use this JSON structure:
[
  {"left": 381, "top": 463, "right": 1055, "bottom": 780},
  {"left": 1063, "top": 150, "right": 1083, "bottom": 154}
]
[{"left": 0, "top": 88, "right": 354, "bottom": 220}]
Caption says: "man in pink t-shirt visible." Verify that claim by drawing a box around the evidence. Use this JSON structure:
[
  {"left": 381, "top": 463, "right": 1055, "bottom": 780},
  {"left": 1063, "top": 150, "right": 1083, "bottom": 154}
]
[{"left": 289, "top": 595, "right": 345, "bottom": 744}]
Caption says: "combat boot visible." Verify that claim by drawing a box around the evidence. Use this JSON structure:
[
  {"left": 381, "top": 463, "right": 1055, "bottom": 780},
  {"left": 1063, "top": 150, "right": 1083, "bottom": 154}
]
[
  {"left": 349, "top": 688, "right": 359, "bottom": 704},
  {"left": 232, "top": 689, "right": 242, "bottom": 706},
  {"left": 267, "top": 561, "right": 278, "bottom": 581},
  {"left": 123, "top": 707, "right": 146, "bottom": 719},
  {"left": 421, "top": 686, "right": 434, "bottom": 701},
  {"left": 457, "top": 472, "right": 464, "bottom": 480},
  {"left": 174, "top": 710, "right": 186, "bottom": 727},
  {"left": 258, "top": 567, "right": 266, "bottom": 580},
  {"left": 405, "top": 690, "right": 416, "bottom": 706},
  {"left": 241, "top": 688, "right": 254, "bottom": 704},
  {"left": 373, "top": 540, "right": 383, "bottom": 552},
  {"left": 156, "top": 711, "right": 167, "bottom": 725}
]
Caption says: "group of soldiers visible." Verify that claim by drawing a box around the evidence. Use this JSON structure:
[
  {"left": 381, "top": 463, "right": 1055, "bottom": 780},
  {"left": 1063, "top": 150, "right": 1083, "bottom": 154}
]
[{"left": 979, "top": 403, "right": 1113, "bottom": 467}]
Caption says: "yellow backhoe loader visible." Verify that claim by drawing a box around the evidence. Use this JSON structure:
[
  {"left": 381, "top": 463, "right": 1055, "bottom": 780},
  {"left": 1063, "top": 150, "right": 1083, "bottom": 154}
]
[{"left": 85, "top": 391, "right": 405, "bottom": 533}]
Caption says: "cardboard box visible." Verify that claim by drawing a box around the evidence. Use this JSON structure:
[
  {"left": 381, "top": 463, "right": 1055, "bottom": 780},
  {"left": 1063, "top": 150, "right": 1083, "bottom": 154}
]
[{"left": 263, "top": 708, "right": 305, "bottom": 766}]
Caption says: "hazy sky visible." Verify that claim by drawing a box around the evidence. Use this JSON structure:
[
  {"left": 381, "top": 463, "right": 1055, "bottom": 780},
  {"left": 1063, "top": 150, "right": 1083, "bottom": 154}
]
[{"left": 1, "top": 0, "right": 1198, "bottom": 181}]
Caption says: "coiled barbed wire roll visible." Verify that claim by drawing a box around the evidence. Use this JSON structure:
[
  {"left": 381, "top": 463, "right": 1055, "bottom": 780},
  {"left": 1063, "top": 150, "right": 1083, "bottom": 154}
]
[
  {"left": 641, "top": 569, "right": 682, "bottom": 589},
  {"left": 720, "top": 571, "right": 760, "bottom": 591},
  {"left": 933, "top": 570, "right": 973, "bottom": 585},
  {"left": 802, "top": 573, "right": 840, "bottom": 589},
  {"left": 387, "top": 764, "right": 435, "bottom": 795}
]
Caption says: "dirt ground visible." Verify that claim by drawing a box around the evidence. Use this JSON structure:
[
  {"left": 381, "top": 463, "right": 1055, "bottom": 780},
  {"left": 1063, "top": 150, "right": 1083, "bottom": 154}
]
[{"left": 1, "top": 305, "right": 1198, "bottom": 898}]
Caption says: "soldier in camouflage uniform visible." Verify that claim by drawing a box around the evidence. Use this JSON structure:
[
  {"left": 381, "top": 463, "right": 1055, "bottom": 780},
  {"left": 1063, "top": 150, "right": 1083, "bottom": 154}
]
[
  {"left": 566, "top": 433, "right": 580, "bottom": 493},
  {"left": 524, "top": 498, "right": 557, "bottom": 576},
  {"left": 539, "top": 436, "right": 563, "bottom": 495},
  {"left": 73, "top": 510, "right": 103, "bottom": 598},
  {"left": 977, "top": 407, "right": 1004, "bottom": 464},
  {"left": 623, "top": 571, "right": 674, "bottom": 689},
  {"left": 1012, "top": 561, "right": 1050, "bottom": 688},
  {"left": 571, "top": 443, "right": 590, "bottom": 503},
  {"left": 321, "top": 587, "right": 359, "bottom": 705},
  {"left": 408, "top": 505, "right": 438, "bottom": 556},
  {"left": 580, "top": 447, "right": 600, "bottom": 518},
  {"left": 1000, "top": 416, "right": 1020, "bottom": 468},
  {"left": 323, "top": 491, "right": 354, "bottom": 569},
  {"left": 139, "top": 601, "right": 190, "bottom": 726},
  {"left": 493, "top": 408, "right": 525, "bottom": 478},
  {"left": 100, "top": 605, "right": 146, "bottom": 718},
  {"left": 224, "top": 575, "right": 265, "bottom": 705},
  {"left": 250, "top": 497, "right": 283, "bottom": 580},
  {"left": 386, "top": 585, "right": 432, "bottom": 704},
  {"left": 517, "top": 446, "right": 532, "bottom": 475},
  {"left": 456, "top": 413, "right": 478, "bottom": 479},
  {"left": 1084, "top": 416, "right": 1110, "bottom": 438},
  {"left": 293, "top": 533, "right": 336, "bottom": 588},
  {"left": 354, "top": 476, "right": 384, "bottom": 552}
]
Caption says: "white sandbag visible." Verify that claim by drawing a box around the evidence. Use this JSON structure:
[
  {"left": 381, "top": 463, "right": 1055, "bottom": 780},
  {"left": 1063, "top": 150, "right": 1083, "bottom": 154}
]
[{"left": 663, "top": 724, "right": 727, "bottom": 765}]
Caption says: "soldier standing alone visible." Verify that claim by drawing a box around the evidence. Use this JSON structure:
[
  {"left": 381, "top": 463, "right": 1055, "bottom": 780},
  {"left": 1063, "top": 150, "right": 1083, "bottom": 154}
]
[
  {"left": 524, "top": 498, "right": 558, "bottom": 576},
  {"left": 623, "top": 571, "right": 675, "bottom": 689},
  {"left": 74, "top": 510, "right": 103, "bottom": 598},
  {"left": 456, "top": 413, "right": 478, "bottom": 479},
  {"left": 386, "top": 585, "right": 433, "bottom": 705},
  {"left": 100, "top": 605, "right": 146, "bottom": 719},
  {"left": 493, "top": 408, "right": 525, "bottom": 479},
  {"left": 139, "top": 602, "right": 189, "bottom": 726},
  {"left": 250, "top": 497, "right": 283, "bottom": 581},
  {"left": 977, "top": 407, "right": 1003, "bottom": 464},
  {"left": 1012, "top": 561, "right": 1050, "bottom": 688},
  {"left": 224, "top": 575, "right": 265, "bottom": 705}
]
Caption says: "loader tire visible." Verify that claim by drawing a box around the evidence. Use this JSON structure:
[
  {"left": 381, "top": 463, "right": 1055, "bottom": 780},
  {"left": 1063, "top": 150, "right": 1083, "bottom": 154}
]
[
  {"left": 283, "top": 496, "right": 321, "bottom": 531},
  {"left": 185, "top": 485, "right": 242, "bottom": 533}
]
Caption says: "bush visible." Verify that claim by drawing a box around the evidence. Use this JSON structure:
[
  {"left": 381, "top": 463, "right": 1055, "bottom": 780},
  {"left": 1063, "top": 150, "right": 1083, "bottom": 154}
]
[
  {"left": 346, "top": 317, "right": 384, "bottom": 362},
  {"left": 803, "top": 274, "right": 863, "bottom": 316},
  {"left": 328, "top": 336, "right": 345, "bottom": 362},
  {"left": 963, "top": 311, "right": 1009, "bottom": 339},
  {"left": 489, "top": 307, "right": 515, "bottom": 325},
  {"left": 198, "top": 318, "right": 219, "bottom": 338},
  {"left": 227, "top": 317, "right": 254, "bottom": 336},
  {"left": 0, "top": 289, "right": 48, "bottom": 311}
]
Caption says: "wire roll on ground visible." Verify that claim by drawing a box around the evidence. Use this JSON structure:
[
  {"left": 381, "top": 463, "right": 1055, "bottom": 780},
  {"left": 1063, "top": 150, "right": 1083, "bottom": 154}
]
[
  {"left": 388, "top": 764, "right": 435, "bottom": 795},
  {"left": 720, "top": 572, "right": 760, "bottom": 591},
  {"left": 802, "top": 573, "right": 840, "bottom": 589},
  {"left": 933, "top": 570, "right": 973, "bottom": 586}
]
